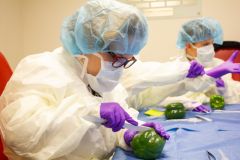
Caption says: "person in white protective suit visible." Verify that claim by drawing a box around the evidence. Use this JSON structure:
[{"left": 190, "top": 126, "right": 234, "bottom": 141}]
[
  {"left": 1, "top": 1, "right": 240, "bottom": 159},
  {"left": 159, "top": 17, "right": 240, "bottom": 112}
]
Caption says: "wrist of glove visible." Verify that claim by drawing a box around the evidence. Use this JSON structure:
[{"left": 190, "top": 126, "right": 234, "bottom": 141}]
[
  {"left": 100, "top": 102, "right": 138, "bottom": 132},
  {"left": 124, "top": 122, "right": 170, "bottom": 146},
  {"left": 186, "top": 60, "right": 205, "bottom": 78},
  {"left": 215, "top": 78, "right": 225, "bottom": 88},
  {"left": 192, "top": 102, "right": 210, "bottom": 113}
]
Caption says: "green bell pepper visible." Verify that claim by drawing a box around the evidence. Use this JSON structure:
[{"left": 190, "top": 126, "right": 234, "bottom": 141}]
[
  {"left": 131, "top": 129, "right": 166, "bottom": 160},
  {"left": 210, "top": 94, "right": 225, "bottom": 110},
  {"left": 165, "top": 102, "right": 186, "bottom": 119}
]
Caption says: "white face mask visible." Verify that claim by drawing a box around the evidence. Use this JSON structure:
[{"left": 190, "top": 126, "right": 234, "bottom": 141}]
[
  {"left": 190, "top": 44, "right": 215, "bottom": 66},
  {"left": 79, "top": 54, "right": 123, "bottom": 94}
]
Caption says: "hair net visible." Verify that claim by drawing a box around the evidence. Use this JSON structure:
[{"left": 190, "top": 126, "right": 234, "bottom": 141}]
[
  {"left": 176, "top": 17, "right": 223, "bottom": 49},
  {"left": 60, "top": 0, "right": 148, "bottom": 55}
]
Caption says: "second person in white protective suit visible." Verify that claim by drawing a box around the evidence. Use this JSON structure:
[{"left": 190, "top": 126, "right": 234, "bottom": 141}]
[
  {"left": 160, "top": 17, "right": 240, "bottom": 111},
  {"left": 1, "top": 1, "right": 240, "bottom": 160}
]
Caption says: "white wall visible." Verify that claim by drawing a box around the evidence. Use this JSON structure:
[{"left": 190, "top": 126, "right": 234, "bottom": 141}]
[
  {"left": 1, "top": 0, "right": 240, "bottom": 68},
  {"left": 140, "top": 0, "right": 240, "bottom": 62},
  {"left": 22, "top": 0, "right": 86, "bottom": 57},
  {"left": 0, "top": 0, "right": 22, "bottom": 68}
]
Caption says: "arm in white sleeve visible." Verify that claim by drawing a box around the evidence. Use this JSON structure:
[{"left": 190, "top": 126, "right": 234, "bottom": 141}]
[
  {"left": 122, "top": 60, "right": 215, "bottom": 110},
  {"left": 0, "top": 53, "right": 106, "bottom": 159},
  {"left": 0, "top": 80, "right": 102, "bottom": 160},
  {"left": 121, "top": 60, "right": 215, "bottom": 96},
  {"left": 121, "top": 60, "right": 190, "bottom": 91}
]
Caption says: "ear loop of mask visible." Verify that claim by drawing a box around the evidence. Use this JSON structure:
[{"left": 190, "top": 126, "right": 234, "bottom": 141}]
[
  {"left": 91, "top": 53, "right": 104, "bottom": 72},
  {"left": 190, "top": 43, "right": 197, "bottom": 49},
  {"left": 94, "top": 53, "right": 104, "bottom": 63},
  {"left": 76, "top": 53, "right": 104, "bottom": 79},
  {"left": 76, "top": 55, "right": 89, "bottom": 79},
  {"left": 186, "top": 44, "right": 197, "bottom": 60},
  {"left": 186, "top": 54, "right": 195, "bottom": 60}
]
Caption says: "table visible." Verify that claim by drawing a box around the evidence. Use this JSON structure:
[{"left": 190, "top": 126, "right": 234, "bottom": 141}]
[{"left": 112, "top": 104, "right": 240, "bottom": 160}]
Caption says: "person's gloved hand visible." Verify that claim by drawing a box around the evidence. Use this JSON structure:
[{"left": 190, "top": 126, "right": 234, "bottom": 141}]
[
  {"left": 186, "top": 60, "right": 205, "bottom": 78},
  {"left": 124, "top": 122, "right": 170, "bottom": 146},
  {"left": 124, "top": 130, "right": 138, "bottom": 146},
  {"left": 192, "top": 104, "right": 210, "bottom": 113},
  {"left": 216, "top": 78, "right": 225, "bottom": 88},
  {"left": 100, "top": 102, "right": 138, "bottom": 132},
  {"left": 206, "top": 50, "right": 240, "bottom": 78}
]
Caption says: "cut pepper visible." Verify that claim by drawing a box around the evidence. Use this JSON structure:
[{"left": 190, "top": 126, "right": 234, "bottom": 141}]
[
  {"left": 131, "top": 129, "right": 166, "bottom": 160},
  {"left": 210, "top": 94, "right": 225, "bottom": 110},
  {"left": 165, "top": 102, "right": 186, "bottom": 119}
]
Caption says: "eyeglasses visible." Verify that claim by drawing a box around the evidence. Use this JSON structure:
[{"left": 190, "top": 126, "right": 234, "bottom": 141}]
[{"left": 108, "top": 52, "right": 137, "bottom": 68}]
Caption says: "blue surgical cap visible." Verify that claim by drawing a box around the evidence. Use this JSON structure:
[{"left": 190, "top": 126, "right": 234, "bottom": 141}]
[
  {"left": 176, "top": 17, "right": 223, "bottom": 49},
  {"left": 60, "top": 0, "right": 148, "bottom": 55}
]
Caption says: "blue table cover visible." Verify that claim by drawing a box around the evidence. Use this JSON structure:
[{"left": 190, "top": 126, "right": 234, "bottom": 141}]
[{"left": 112, "top": 104, "right": 240, "bottom": 160}]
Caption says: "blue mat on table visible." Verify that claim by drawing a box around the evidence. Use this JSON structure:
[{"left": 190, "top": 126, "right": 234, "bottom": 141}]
[{"left": 113, "top": 104, "right": 240, "bottom": 160}]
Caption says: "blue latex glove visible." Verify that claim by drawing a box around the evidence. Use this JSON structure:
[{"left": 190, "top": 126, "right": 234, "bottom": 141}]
[
  {"left": 216, "top": 78, "right": 225, "bottom": 88},
  {"left": 124, "top": 122, "right": 170, "bottom": 146},
  {"left": 192, "top": 104, "right": 210, "bottom": 113},
  {"left": 100, "top": 102, "right": 138, "bottom": 132},
  {"left": 206, "top": 50, "right": 240, "bottom": 78},
  {"left": 186, "top": 60, "right": 205, "bottom": 78}
]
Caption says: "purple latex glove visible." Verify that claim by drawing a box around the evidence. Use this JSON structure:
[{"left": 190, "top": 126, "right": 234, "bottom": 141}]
[
  {"left": 216, "top": 78, "right": 225, "bottom": 88},
  {"left": 100, "top": 102, "right": 138, "bottom": 132},
  {"left": 124, "top": 130, "right": 138, "bottom": 146},
  {"left": 206, "top": 50, "right": 240, "bottom": 78},
  {"left": 192, "top": 104, "right": 210, "bottom": 113},
  {"left": 124, "top": 122, "right": 170, "bottom": 146},
  {"left": 186, "top": 60, "right": 205, "bottom": 78}
]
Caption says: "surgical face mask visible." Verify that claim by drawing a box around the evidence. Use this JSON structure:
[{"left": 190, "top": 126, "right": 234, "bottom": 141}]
[
  {"left": 79, "top": 54, "right": 123, "bottom": 94},
  {"left": 191, "top": 44, "right": 215, "bottom": 66}
]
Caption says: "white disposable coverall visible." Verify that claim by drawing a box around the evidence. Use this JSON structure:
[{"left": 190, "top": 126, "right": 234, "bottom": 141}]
[{"left": 0, "top": 47, "right": 215, "bottom": 160}]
